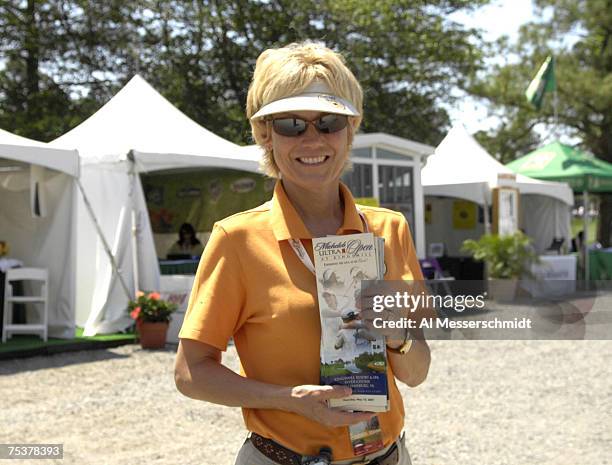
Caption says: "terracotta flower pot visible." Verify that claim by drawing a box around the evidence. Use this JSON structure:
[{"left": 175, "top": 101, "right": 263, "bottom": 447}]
[{"left": 137, "top": 321, "right": 169, "bottom": 349}]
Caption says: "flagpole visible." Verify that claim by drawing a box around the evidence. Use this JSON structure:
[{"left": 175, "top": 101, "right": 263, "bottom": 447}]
[
  {"left": 554, "top": 84, "right": 559, "bottom": 138},
  {"left": 583, "top": 190, "right": 590, "bottom": 282}
]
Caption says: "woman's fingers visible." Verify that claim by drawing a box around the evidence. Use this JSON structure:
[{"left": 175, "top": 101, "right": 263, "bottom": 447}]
[{"left": 288, "top": 385, "right": 376, "bottom": 427}]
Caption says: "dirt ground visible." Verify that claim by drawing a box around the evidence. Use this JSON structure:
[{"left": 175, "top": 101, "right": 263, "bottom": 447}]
[{"left": 1, "top": 339, "right": 611, "bottom": 465}]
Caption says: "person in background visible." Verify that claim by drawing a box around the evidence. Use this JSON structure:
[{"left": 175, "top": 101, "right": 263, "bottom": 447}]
[
  {"left": 571, "top": 230, "right": 585, "bottom": 253},
  {"left": 167, "top": 222, "right": 204, "bottom": 258}
]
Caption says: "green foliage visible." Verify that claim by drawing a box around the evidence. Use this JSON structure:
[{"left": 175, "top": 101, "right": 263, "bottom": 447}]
[
  {"left": 0, "top": 0, "right": 144, "bottom": 140},
  {"left": 321, "top": 362, "right": 351, "bottom": 376},
  {"left": 461, "top": 232, "right": 538, "bottom": 279},
  {"left": 127, "top": 291, "right": 177, "bottom": 323},
  {"left": 466, "top": 0, "right": 612, "bottom": 245},
  {"left": 468, "top": 0, "right": 611, "bottom": 161},
  {"left": 0, "top": 0, "right": 490, "bottom": 145},
  {"left": 354, "top": 351, "right": 385, "bottom": 371}
]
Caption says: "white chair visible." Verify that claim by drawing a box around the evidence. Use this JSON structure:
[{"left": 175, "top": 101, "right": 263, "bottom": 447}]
[{"left": 2, "top": 268, "right": 48, "bottom": 342}]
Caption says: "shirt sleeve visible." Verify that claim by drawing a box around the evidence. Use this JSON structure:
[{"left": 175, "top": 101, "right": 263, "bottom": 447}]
[{"left": 178, "top": 223, "right": 246, "bottom": 350}]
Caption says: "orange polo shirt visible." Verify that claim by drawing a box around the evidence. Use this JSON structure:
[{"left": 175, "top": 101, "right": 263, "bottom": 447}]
[{"left": 179, "top": 181, "right": 424, "bottom": 460}]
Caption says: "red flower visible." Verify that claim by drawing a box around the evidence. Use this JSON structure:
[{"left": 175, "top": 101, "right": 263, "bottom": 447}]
[
  {"left": 130, "top": 307, "right": 141, "bottom": 320},
  {"left": 148, "top": 292, "right": 161, "bottom": 300}
]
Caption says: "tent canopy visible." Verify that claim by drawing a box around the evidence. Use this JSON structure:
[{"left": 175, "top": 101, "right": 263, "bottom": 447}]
[
  {"left": 0, "top": 128, "right": 77, "bottom": 339},
  {"left": 0, "top": 128, "right": 79, "bottom": 177},
  {"left": 47, "top": 75, "right": 262, "bottom": 336},
  {"left": 50, "top": 75, "right": 259, "bottom": 173},
  {"left": 422, "top": 125, "right": 574, "bottom": 206},
  {"left": 506, "top": 141, "right": 612, "bottom": 193}
]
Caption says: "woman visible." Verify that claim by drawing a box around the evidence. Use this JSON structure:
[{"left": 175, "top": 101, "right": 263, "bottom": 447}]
[
  {"left": 167, "top": 222, "right": 204, "bottom": 258},
  {"left": 175, "top": 41, "right": 430, "bottom": 465}
]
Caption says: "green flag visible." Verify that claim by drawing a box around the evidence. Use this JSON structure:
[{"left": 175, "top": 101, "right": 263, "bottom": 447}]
[{"left": 525, "top": 55, "right": 556, "bottom": 110}]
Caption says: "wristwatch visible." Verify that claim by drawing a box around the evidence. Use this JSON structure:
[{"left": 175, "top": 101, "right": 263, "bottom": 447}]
[{"left": 386, "top": 329, "right": 413, "bottom": 355}]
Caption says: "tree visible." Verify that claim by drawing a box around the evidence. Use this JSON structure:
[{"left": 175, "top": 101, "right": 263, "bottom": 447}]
[
  {"left": 0, "top": 0, "right": 145, "bottom": 140},
  {"left": 1, "top": 0, "right": 490, "bottom": 146},
  {"left": 468, "top": 0, "right": 612, "bottom": 245}
]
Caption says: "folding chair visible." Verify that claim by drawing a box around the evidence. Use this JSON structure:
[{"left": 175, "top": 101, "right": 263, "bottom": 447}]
[{"left": 2, "top": 268, "right": 48, "bottom": 342}]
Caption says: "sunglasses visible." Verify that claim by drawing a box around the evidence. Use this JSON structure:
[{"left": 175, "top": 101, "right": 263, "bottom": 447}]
[{"left": 269, "top": 114, "right": 348, "bottom": 137}]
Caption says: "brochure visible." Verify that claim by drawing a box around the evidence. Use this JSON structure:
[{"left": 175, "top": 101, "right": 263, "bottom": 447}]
[{"left": 312, "top": 232, "right": 389, "bottom": 412}]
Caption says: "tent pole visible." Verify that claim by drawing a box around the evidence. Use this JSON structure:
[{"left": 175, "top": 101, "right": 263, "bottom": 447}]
[
  {"left": 131, "top": 209, "right": 140, "bottom": 296},
  {"left": 482, "top": 190, "right": 491, "bottom": 283},
  {"left": 553, "top": 87, "right": 559, "bottom": 138},
  {"left": 583, "top": 190, "right": 589, "bottom": 281},
  {"left": 128, "top": 151, "right": 140, "bottom": 296},
  {"left": 483, "top": 187, "right": 491, "bottom": 234},
  {"left": 76, "top": 180, "right": 132, "bottom": 299}
]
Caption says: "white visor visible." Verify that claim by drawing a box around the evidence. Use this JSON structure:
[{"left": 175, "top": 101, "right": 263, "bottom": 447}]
[{"left": 251, "top": 81, "right": 360, "bottom": 120}]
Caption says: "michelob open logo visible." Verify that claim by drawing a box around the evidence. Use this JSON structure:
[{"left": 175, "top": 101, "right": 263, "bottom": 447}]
[{"left": 314, "top": 239, "right": 374, "bottom": 257}]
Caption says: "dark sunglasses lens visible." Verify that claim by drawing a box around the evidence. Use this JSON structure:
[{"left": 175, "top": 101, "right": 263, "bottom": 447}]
[
  {"left": 316, "top": 114, "right": 348, "bottom": 134},
  {"left": 272, "top": 118, "right": 307, "bottom": 137}
]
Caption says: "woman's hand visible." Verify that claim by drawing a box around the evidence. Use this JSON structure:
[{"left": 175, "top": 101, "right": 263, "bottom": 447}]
[
  {"left": 282, "top": 385, "right": 376, "bottom": 427},
  {"left": 176, "top": 340, "right": 381, "bottom": 423}
]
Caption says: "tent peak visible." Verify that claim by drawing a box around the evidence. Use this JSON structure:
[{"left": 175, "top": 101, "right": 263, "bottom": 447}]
[{"left": 50, "top": 74, "right": 243, "bottom": 165}]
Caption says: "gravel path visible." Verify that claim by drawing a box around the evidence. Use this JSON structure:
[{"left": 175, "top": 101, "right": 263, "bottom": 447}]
[{"left": 1, "top": 340, "right": 611, "bottom": 465}]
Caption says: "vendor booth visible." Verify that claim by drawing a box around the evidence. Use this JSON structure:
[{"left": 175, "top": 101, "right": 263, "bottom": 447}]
[
  {"left": 343, "top": 133, "right": 433, "bottom": 258},
  {"left": 50, "top": 75, "right": 259, "bottom": 336},
  {"left": 421, "top": 125, "right": 574, "bottom": 280},
  {"left": 143, "top": 167, "right": 275, "bottom": 262},
  {"left": 0, "top": 128, "right": 79, "bottom": 339},
  {"left": 507, "top": 141, "right": 612, "bottom": 280}
]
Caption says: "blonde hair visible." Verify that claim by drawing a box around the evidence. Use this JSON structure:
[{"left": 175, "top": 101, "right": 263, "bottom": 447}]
[{"left": 246, "top": 41, "right": 363, "bottom": 178}]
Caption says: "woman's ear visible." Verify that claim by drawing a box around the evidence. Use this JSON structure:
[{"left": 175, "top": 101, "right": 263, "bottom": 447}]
[{"left": 261, "top": 121, "right": 273, "bottom": 149}]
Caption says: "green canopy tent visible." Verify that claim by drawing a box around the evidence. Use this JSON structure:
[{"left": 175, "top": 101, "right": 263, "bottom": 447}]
[{"left": 507, "top": 141, "right": 612, "bottom": 279}]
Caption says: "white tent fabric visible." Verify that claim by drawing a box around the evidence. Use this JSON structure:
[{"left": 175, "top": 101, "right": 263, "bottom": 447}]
[
  {"left": 51, "top": 75, "right": 260, "bottom": 172},
  {"left": 0, "top": 129, "right": 79, "bottom": 338},
  {"left": 422, "top": 125, "right": 573, "bottom": 205},
  {"left": 1, "top": 128, "right": 79, "bottom": 177},
  {"left": 50, "top": 75, "right": 260, "bottom": 336},
  {"left": 422, "top": 125, "right": 574, "bottom": 254},
  {"left": 520, "top": 195, "right": 572, "bottom": 253}
]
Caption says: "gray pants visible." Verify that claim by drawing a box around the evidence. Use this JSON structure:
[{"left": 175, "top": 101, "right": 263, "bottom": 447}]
[{"left": 234, "top": 434, "right": 412, "bottom": 465}]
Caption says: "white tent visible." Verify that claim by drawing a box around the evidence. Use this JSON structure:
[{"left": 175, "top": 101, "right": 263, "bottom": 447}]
[
  {"left": 0, "top": 128, "right": 79, "bottom": 338},
  {"left": 422, "top": 125, "right": 574, "bottom": 254},
  {"left": 50, "top": 75, "right": 260, "bottom": 336}
]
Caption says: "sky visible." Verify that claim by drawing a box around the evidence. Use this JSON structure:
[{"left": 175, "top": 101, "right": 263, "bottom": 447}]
[{"left": 446, "top": 0, "right": 538, "bottom": 135}]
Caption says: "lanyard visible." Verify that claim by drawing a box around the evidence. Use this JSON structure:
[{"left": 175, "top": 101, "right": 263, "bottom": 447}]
[{"left": 288, "top": 209, "right": 369, "bottom": 275}]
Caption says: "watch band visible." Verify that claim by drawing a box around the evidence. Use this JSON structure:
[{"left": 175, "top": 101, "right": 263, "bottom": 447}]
[{"left": 386, "top": 329, "right": 413, "bottom": 355}]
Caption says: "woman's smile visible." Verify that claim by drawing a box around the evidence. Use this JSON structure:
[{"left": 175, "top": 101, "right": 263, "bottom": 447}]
[{"left": 295, "top": 155, "right": 330, "bottom": 165}]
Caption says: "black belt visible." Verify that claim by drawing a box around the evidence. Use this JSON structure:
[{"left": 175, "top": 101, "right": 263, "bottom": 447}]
[{"left": 249, "top": 432, "right": 400, "bottom": 465}]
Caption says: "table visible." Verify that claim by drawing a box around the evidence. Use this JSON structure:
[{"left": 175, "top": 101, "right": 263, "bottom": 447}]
[
  {"left": 589, "top": 248, "right": 612, "bottom": 280},
  {"left": 159, "top": 259, "right": 199, "bottom": 275},
  {"left": 524, "top": 255, "right": 577, "bottom": 297},
  {"left": 159, "top": 275, "right": 196, "bottom": 344}
]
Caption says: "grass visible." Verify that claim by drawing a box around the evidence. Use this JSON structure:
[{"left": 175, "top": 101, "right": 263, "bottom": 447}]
[
  {"left": 0, "top": 327, "right": 137, "bottom": 359},
  {"left": 321, "top": 362, "right": 352, "bottom": 376}
]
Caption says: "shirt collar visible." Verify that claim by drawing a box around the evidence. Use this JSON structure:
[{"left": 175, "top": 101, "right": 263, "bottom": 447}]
[{"left": 270, "top": 181, "right": 365, "bottom": 241}]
